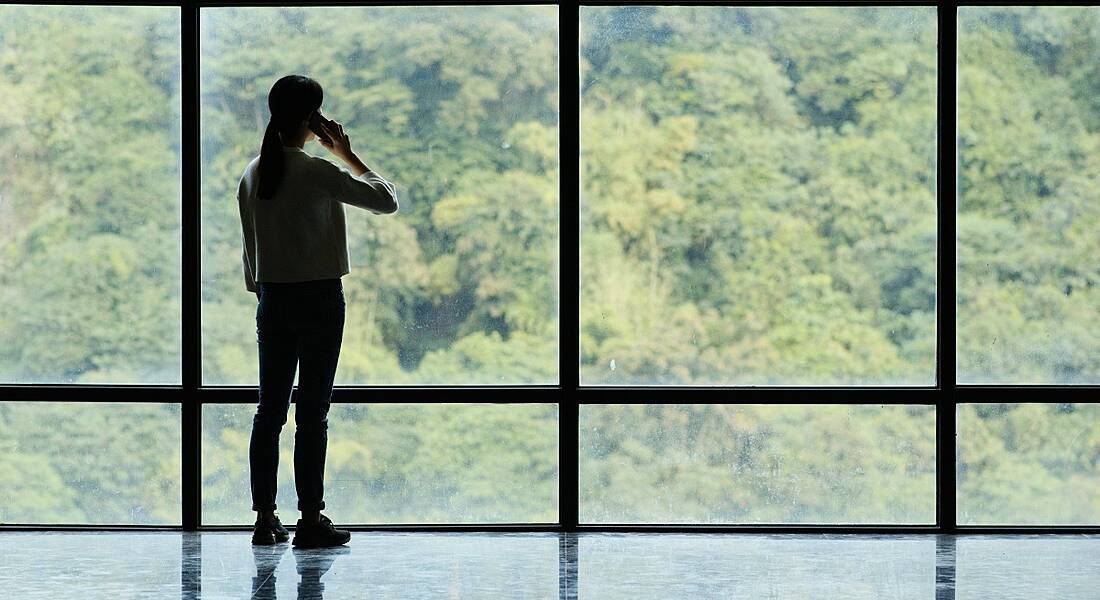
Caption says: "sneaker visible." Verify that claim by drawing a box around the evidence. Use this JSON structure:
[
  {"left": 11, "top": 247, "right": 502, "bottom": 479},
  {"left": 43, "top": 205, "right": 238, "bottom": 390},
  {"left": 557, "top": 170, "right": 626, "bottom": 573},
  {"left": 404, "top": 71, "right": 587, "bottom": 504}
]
[
  {"left": 252, "top": 513, "right": 290, "bottom": 545},
  {"left": 292, "top": 514, "right": 351, "bottom": 548}
]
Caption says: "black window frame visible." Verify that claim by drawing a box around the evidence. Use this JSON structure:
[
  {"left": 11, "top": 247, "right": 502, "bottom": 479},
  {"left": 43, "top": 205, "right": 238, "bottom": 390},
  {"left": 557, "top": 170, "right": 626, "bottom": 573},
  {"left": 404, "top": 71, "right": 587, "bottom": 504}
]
[{"left": 0, "top": 0, "right": 1097, "bottom": 536}]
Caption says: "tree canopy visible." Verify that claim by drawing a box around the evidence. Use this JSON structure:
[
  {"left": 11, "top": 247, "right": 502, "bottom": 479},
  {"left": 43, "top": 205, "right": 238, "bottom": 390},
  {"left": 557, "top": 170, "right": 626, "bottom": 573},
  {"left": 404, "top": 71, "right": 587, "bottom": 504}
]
[{"left": 0, "top": 6, "right": 1097, "bottom": 525}]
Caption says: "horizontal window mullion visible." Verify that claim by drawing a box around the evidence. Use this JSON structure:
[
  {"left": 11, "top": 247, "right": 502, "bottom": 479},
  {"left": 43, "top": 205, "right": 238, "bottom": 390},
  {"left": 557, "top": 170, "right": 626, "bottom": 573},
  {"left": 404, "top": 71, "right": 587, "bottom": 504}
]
[
  {"left": 575, "top": 525, "right": 940, "bottom": 533},
  {"left": 953, "top": 526, "right": 1100, "bottom": 534},
  {"left": 954, "top": 387, "right": 1100, "bottom": 403},
  {"left": 574, "top": 387, "right": 942, "bottom": 404},
  {"left": 0, "top": 385, "right": 567, "bottom": 403},
  {"left": 199, "top": 386, "right": 563, "bottom": 403},
  {"left": 7, "top": 385, "right": 1098, "bottom": 404},
  {"left": 0, "top": 386, "right": 185, "bottom": 402}
]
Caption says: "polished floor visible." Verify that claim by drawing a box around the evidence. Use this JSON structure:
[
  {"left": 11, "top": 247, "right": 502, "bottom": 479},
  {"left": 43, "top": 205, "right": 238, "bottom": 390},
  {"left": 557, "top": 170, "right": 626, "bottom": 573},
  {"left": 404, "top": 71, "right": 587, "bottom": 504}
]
[{"left": 0, "top": 531, "right": 1098, "bottom": 599}]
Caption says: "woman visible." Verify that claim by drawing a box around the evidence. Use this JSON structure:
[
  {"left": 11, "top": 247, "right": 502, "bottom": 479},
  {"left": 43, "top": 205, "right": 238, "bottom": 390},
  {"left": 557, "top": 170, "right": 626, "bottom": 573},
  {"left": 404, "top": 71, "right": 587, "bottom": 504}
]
[{"left": 238, "top": 74, "right": 398, "bottom": 547}]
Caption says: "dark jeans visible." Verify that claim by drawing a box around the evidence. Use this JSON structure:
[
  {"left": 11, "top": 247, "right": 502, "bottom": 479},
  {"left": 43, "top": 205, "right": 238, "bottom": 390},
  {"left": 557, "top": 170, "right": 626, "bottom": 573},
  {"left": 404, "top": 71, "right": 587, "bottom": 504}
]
[{"left": 250, "top": 278, "right": 345, "bottom": 513}]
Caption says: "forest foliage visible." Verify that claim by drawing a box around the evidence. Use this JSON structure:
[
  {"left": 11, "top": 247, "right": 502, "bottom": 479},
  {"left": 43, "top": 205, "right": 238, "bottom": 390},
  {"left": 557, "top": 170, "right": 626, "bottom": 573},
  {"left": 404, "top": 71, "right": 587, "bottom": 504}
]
[{"left": 0, "top": 6, "right": 1097, "bottom": 525}]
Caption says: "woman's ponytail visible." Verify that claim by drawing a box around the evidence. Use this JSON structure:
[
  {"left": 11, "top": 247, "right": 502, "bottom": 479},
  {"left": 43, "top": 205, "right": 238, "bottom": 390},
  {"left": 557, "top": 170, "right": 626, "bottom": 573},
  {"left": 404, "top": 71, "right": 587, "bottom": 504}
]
[
  {"left": 258, "top": 118, "right": 285, "bottom": 200},
  {"left": 256, "top": 75, "right": 325, "bottom": 200}
]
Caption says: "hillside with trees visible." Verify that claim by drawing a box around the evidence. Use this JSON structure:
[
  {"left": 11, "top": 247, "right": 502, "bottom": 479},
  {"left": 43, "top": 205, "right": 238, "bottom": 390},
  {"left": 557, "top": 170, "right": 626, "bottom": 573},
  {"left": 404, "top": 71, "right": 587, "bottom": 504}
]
[{"left": 0, "top": 6, "right": 1096, "bottom": 525}]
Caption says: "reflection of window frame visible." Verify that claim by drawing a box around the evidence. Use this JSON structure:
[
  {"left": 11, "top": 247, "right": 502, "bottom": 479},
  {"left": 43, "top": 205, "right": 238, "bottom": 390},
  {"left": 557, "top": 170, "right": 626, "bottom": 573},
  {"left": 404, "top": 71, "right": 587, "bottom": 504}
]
[{"left": 1, "top": 3, "right": 1094, "bottom": 539}]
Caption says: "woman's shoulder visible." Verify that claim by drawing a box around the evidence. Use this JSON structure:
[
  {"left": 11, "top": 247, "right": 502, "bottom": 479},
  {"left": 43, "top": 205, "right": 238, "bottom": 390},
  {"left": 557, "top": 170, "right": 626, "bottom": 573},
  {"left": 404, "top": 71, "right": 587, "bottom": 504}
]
[
  {"left": 241, "top": 155, "right": 261, "bottom": 180},
  {"left": 237, "top": 155, "right": 261, "bottom": 199},
  {"left": 298, "top": 153, "right": 351, "bottom": 181},
  {"left": 299, "top": 152, "right": 339, "bottom": 170}
]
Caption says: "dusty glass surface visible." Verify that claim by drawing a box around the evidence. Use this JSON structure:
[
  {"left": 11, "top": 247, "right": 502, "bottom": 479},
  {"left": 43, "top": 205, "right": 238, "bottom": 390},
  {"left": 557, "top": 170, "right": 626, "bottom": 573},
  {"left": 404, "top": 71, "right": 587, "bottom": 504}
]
[
  {"left": 0, "top": 6, "right": 182, "bottom": 384},
  {"left": 202, "top": 403, "right": 558, "bottom": 524},
  {"left": 957, "top": 7, "right": 1100, "bottom": 384},
  {"left": 580, "top": 6, "right": 937, "bottom": 385},
  {"left": 957, "top": 403, "right": 1100, "bottom": 525},
  {"left": 0, "top": 403, "right": 181, "bottom": 525},
  {"left": 580, "top": 404, "right": 936, "bottom": 524},
  {"left": 200, "top": 6, "right": 559, "bottom": 385}
]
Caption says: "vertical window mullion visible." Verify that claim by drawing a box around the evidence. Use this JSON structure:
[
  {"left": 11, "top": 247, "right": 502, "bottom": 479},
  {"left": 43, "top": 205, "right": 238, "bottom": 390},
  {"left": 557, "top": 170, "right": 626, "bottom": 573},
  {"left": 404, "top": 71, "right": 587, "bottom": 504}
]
[
  {"left": 181, "top": 0, "right": 201, "bottom": 531},
  {"left": 936, "top": 3, "right": 958, "bottom": 533},
  {"left": 561, "top": 1, "right": 580, "bottom": 530}
]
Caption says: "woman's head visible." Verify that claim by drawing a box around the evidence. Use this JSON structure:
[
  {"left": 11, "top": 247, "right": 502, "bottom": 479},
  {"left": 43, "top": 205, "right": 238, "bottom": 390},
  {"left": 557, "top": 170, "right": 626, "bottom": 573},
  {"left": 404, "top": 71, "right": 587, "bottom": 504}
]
[{"left": 258, "top": 74, "right": 324, "bottom": 199}]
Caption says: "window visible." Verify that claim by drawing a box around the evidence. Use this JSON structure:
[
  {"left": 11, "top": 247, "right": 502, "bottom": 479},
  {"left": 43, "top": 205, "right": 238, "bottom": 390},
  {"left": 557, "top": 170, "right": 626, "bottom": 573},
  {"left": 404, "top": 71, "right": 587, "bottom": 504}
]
[
  {"left": 957, "top": 6, "right": 1100, "bottom": 385},
  {"left": 581, "top": 404, "right": 935, "bottom": 524},
  {"left": 199, "top": 6, "right": 560, "bottom": 386},
  {"left": 0, "top": 2, "right": 1096, "bottom": 534},
  {"left": 203, "top": 403, "right": 558, "bottom": 524},
  {"left": 957, "top": 403, "right": 1100, "bottom": 525},
  {"left": 0, "top": 402, "right": 181, "bottom": 525},
  {"left": 0, "top": 5, "right": 182, "bottom": 384},
  {"left": 580, "top": 6, "right": 937, "bottom": 386},
  {"left": 954, "top": 6, "right": 1100, "bottom": 527}
]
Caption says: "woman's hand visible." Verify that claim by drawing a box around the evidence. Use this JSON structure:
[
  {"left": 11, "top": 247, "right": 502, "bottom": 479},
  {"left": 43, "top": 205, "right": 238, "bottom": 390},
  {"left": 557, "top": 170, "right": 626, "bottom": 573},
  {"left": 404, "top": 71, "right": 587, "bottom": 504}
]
[{"left": 317, "top": 119, "right": 353, "bottom": 162}]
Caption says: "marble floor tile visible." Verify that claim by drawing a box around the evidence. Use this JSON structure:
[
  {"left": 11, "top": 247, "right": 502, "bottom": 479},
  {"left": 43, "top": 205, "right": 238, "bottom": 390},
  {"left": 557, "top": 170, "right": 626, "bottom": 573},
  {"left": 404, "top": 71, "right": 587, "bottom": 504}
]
[{"left": 1, "top": 531, "right": 1098, "bottom": 599}]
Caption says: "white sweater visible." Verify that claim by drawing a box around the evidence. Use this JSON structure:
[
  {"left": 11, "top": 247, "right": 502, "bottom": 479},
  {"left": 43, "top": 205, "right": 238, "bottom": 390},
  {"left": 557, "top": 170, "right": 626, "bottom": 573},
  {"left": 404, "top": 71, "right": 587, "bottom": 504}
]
[{"left": 237, "top": 146, "right": 398, "bottom": 293}]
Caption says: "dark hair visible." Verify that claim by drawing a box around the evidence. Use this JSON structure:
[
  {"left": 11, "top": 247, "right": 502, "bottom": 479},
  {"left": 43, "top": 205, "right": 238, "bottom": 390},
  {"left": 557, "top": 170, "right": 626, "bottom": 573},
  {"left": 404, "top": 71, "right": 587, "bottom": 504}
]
[{"left": 258, "top": 74, "right": 323, "bottom": 200}]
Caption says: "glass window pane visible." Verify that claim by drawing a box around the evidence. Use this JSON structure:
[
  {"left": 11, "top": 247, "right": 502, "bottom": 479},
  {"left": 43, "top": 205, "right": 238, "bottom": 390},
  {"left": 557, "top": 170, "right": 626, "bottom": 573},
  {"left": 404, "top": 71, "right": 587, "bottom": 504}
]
[
  {"left": 0, "top": 6, "right": 182, "bottom": 384},
  {"left": 0, "top": 402, "right": 181, "bottom": 525},
  {"left": 957, "top": 403, "right": 1100, "bottom": 525},
  {"left": 580, "top": 404, "right": 936, "bottom": 524},
  {"left": 203, "top": 403, "right": 558, "bottom": 524},
  {"left": 200, "top": 6, "right": 559, "bottom": 385},
  {"left": 957, "top": 7, "right": 1100, "bottom": 384},
  {"left": 580, "top": 6, "right": 937, "bottom": 385}
]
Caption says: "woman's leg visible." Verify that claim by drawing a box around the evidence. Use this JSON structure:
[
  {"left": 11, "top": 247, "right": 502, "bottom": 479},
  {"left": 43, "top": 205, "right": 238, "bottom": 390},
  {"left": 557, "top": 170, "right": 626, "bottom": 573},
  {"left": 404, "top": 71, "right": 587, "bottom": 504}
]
[
  {"left": 292, "top": 284, "right": 345, "bottom": 519},
  {"left": 250, "top": 289, "right": 299, "bottom": 514}
]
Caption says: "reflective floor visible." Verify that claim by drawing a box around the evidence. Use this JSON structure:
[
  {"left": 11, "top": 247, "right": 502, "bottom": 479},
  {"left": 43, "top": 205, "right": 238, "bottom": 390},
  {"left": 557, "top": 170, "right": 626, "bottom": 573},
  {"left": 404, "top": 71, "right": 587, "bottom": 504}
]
[{"left": 0, "top": 532, "right": 1098, "bottom": 599}]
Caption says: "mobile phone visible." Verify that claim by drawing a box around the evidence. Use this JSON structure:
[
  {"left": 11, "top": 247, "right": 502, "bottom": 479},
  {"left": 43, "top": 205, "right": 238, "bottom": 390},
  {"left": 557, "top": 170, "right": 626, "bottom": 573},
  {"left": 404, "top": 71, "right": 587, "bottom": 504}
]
[{"left": 308, "top": 110, "right": 333, "bottom": 145}]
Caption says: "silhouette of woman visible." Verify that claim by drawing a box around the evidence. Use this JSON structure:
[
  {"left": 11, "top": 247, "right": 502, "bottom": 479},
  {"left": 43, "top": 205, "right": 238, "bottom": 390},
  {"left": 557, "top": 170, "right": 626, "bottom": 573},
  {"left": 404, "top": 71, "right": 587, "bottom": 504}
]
[{"left": 238, "top": 74, "right": 398, "bottom": 548}]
